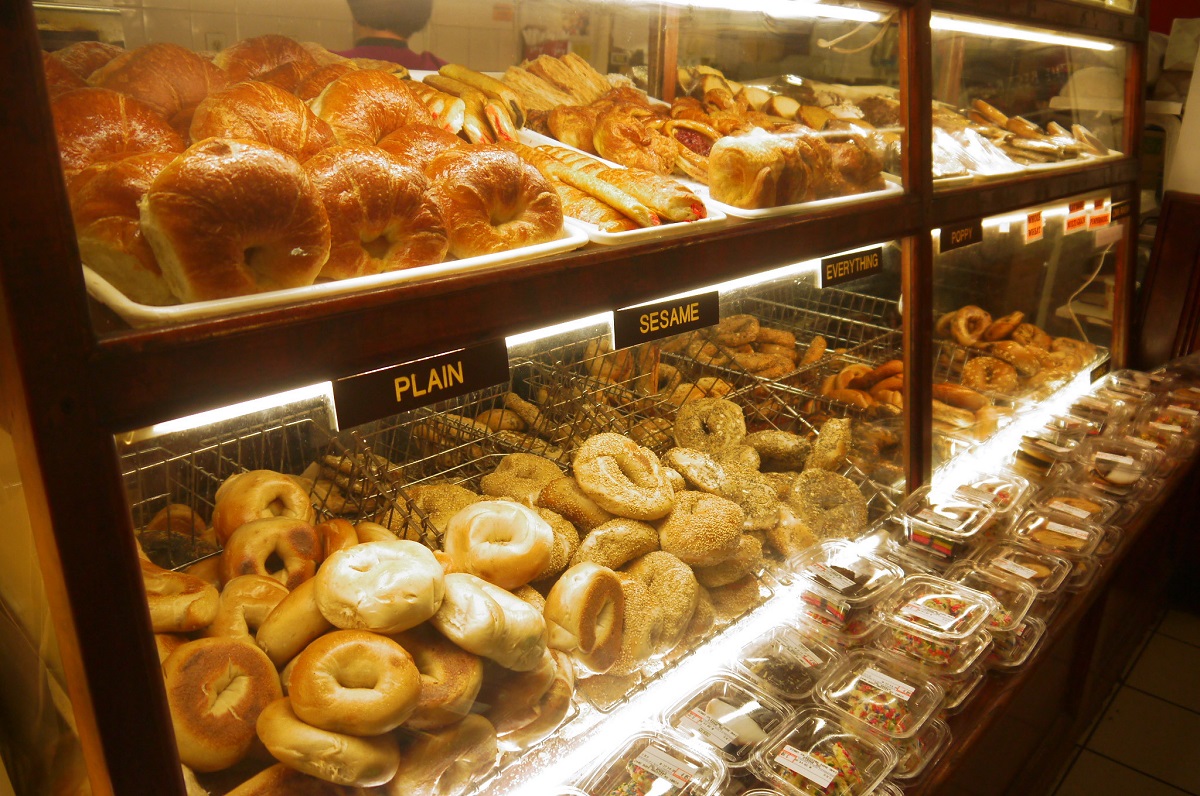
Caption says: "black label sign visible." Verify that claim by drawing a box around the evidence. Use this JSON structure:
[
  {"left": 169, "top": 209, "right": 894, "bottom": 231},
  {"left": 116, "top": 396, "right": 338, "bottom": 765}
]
[
  {"left": 1091, "top": 359, "right": 1111, "bottom": 382},
  {"left": 613, "top": 291, "right": 719, "bottom": 349},
  {"left": 332, "top": 339, "right": 510, "bottom": 429},
  {"left": 821, "top": 246, "right": 883, "bottom": 288},
  {"left": 939, "top": 220, "right": 983, "bottom": 253},
  {"left": 1111, "top": 202, "right": 1131, "bottom": 222}
]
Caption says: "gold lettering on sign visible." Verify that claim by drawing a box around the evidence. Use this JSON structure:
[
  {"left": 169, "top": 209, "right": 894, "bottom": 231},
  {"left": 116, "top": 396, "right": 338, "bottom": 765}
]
[
  {"left": 639, "top": 301, "right": 701, "bottom": 334},
  {"left": 825, "top": 250, "right": 881, "bottom": 282},
  {"left": 394, "top": 360, "right": 466, "bottom": 402}
]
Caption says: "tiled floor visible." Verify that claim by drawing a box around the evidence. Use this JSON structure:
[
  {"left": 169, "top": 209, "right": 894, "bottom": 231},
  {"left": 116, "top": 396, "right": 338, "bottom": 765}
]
[{"left": 1052, "top": 606, "right": 1200, "bottom": 796}]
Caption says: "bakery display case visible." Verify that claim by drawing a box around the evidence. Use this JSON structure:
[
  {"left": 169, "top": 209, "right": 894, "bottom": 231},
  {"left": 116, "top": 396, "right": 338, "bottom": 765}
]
[{"left": 0, "top": 0, "right": 1166, "bottom": 793}]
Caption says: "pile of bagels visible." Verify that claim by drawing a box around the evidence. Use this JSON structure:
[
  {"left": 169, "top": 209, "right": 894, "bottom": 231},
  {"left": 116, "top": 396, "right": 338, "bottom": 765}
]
[
  {"left": 138, "top": 395, "right": 869, "bottom": 793},
  {"left": 46, "top": 34, "right": 565, "bottom": 307}
]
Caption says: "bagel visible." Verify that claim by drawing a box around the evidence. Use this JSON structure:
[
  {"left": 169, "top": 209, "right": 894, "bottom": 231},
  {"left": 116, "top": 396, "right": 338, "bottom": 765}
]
[
  {"left": 255, "top": 578, "right": 334, "bottom": 668},
  {"left": 805, "top": 417, "right": 851, "bottom": 471},
  {"left": 716, "top": 476, "right": 781, "bottom": 532},
  {"left": 544, "top": 562, "right": 625, "bottom": 674},
  {"left": 443, "top": 500, "right": 554, "bottom": 590},
  {"left": 225, "top": 763, "right": 361, "bottom": 796},
  {"left": 202, "top": 574, "right": 289, "bottom": 640},
  {"left": 1012, "top": 323, "right": 1052, "bottom": 350},
  {"left": 315, "top": 518, "right": 358, "bottom": 559},
  {"left": 836, "top": 363, "right": 874, "bottom": 390},
  {"left": 693, "top": 534, "right": 764, "bottom": 588},
  {"left": 605, "top": 577, "right": 660, "bottom": 676},
  {"left": 164, "top": 638, "right": 282, "bottom": 772},
  {"left": 478, "top": 650, "right": 557, "bottom": 734},
  {"left": 140, "top": 558, "right": 219, "bottom": 634},
  {"left": 932, "top": 382, "right": 990, "bottom": 411},
  {"left": 982, "top": 311, "right": 1025, "bottom": 341},
  {"left": 531, "top": 506, "right": 580, "bottom": 583},
  {"left": 713, "top": 314, "right": 760, "bottom": 346},
  {"left": 961, "top": 356, "right": 1020, "bottom": 393},
  {"left": 496, "top": 651, "right": 574, "bottom": 751},
  {"left": 983, "top": 340, "right": 1040, "bottom": 377},
  {"left": 220, "top": 517, "right": 320, "bottom": 589},
  {"left": 429, "top": 573, "right": 548, "bottom": 671},
  {"left": 386, "top": 715, "right": 498, "bottom": 796},
  {"left": 573, "top": 433, "right": 674, "bottom": 521},
  {"left": 289, "top": 630, "right": 421, "bottom": 736},
  {"left": 784, "top": 469, "right": 868, "bottom": 544},
  {"left": 256, "top": 697, "right": 400, "bottom": 787},
  {"left": 570, "top": 518, "right": 659, "bottom": 570},
  {"left": 800, "top": 335, "right": 827, "bottom": 365},
  {"left": 622, "top": 551, "right": 699, "bottom": 651},
  {"left": 315, "top": 540, "right": 444, "bottom": 633},
  {"left": 849, "top": 359, "right": 903, "bottom": 390},
  {"left": 536, "top": 476, "right": 614, "bottom": 532},
  {"left": 674, "top": 398, "right": 747, "bottom": 453},
  {"left": 951, "top": 306, "right": 992, "bottom": 346},
  {"left": 932, "top": 399, "right": 977, "bottom": 428},
  {"left": 656, "top": 491, "right": 744, "bottom": 567},
  {"left": 391, "top": 624, "right": 484, "bottom": 730},
  {"left": 663, "top": 447, "right": 726, "bottom": 493},
  {"left": 480, "top": 453, "right": 563, "bottom": 505},
  {"left": 744, "top": 430, "right": 812, "bottom": 471}
]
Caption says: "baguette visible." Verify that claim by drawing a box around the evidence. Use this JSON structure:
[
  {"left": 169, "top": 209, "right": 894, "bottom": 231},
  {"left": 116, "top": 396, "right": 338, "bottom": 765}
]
[
  {"left": 439, "top": 63, "right": 526, "bottom": 128},
  {"left": 504, "top": 140, "right": 659, "bottom": 227},
  {"left": 541, "top": 145, "right": 707, "bottom": 223}
]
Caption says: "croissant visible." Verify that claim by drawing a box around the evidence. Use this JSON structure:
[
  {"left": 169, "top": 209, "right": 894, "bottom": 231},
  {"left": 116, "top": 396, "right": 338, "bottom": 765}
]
[
  {"left": 89, "top": 42, "right": 227, "bottom": 135},
  {"left": 189, "top": 81, "right": 336, "bottom": 160}
]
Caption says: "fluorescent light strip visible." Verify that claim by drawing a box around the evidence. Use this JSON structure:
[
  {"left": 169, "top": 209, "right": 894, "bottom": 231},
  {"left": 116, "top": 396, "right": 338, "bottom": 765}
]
[
  {"left": 659, "top": 0, "right": 882, "bottom": 22},
  {"left": 121, "top": 382, "right": 334, "bottom": 443},
  {"left": 931, "top": 15, "right": 1115, "bottom": 51},
  {"left": 505, "top": 312, "right": 612, "bottom": 348}
]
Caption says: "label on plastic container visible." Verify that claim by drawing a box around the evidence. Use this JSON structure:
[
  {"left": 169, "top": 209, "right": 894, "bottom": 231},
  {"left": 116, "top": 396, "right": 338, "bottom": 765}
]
[
  {"left": 1167, "top": 405, "right": 1199, "bottom": 417},
  {"left": 1046, "top": 520, "right": 1091, "bottom": 541},
  {"left": 1150, "top": 422, "right": 1184, "bottom": 433},
  {"left": 860, "top": 667, "right": 915, "bottom": 701},
  {"left": 901, "top": 600, "right": 959, "bottom": 630},
  {"left": 992, "top": 557, "right": 1039, "bottom": 580},
  {"left": 1096, "top": 452, "right": 1136, "bottom": 466},
  {"left": 916, "top": 508, "right": 962, "bottom": 530},
  {"left": 810, "top": 563, "right": 856, "bottom": 592},
  {"left": 956, "top": 485, "right": 999, "bottom": 506},
  {"left": 1076, "top": 397, "right": 1110, "bottom": 411},
  {"left": 775, "top": 745, "right": 838, "bottom": 789},
  {"left": 1035, "top": 440, "right": 1071, "bottom": 455},
  {"left": 779, "top": 636, "right": 824, "bottom": 668},
  {"left": 679, "top": 708, "right": 740, "bottom": 748},
  {"left": 1124, "top": 435, "right": 1161, "bottom": 450},
  {"left": 632, "top": 746, "right": 696, "bottom": 788},
  {"left": 1048, "top": 500, "right": 1092, "bottom": 519}
]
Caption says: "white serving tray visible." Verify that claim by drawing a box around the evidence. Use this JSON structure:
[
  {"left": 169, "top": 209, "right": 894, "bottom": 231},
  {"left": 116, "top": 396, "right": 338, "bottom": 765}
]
[{"left": 84, "top": 224, "right": 590, "bottom": 329}]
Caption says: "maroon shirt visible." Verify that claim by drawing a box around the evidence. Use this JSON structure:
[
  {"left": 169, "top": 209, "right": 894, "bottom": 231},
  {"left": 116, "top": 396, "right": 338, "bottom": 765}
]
[{"left": 336, "top": 38, "right": 446, "bottom": 71}]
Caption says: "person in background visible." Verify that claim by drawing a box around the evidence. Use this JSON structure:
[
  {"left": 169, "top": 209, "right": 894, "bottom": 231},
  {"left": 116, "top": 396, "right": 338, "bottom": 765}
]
[{"left": 337, "top": 0, "right": 446, "bottom": 70}]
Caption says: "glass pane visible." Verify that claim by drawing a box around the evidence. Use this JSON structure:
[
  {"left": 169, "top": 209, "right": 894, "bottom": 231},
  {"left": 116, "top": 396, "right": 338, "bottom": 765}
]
[{"left": 931, "top": 15, "right": 1127, "bottom": 186}]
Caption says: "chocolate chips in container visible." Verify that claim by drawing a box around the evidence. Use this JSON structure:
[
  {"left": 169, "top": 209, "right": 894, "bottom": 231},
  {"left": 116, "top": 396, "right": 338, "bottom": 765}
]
[
  {"left": 734, "top": 625, "right": 842, "bottom": 704},
  {"left": 790, "top": 540, "right": 905, "bottom": 632}
]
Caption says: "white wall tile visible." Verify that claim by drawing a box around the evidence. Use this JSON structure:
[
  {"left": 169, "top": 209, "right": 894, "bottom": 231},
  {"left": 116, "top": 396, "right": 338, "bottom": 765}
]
[
  {"left": 430, "top": 25, "right": 471, "bottom": 65},
  {"left": 190, "top": 10, "right": 236, "bottom": 51},
  {"left": 142, "top": 7, "right": 194, "bottom": 46},
  {"left": 316, "top": 18, "right": 353, "bottom": 50},
  {"left": 194, "top": 0, "right": 236, "bottom": 13},
  {"left": 144, "top": 0, "right": 189, "bottom": 10},
  {"left": 119, "top": 8, "right": 147, "bottom": 47}
]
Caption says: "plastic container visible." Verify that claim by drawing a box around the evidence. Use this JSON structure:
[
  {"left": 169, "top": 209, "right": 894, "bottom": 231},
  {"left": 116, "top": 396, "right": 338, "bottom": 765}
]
[
  {"left": 1009, "top": 508, "right": 1103, "bottom": 559},
  {"left": 1096, "top": 372, "right": 1156, "bottom": 405},
  {"left": 814, "top": 650, "right": 944, "bottom": 740},
  {"left": 1010, "top": 429, "right": 1080, "bottom": 483},
  {"left": 873, "top": 625, "right": 992, "bottom": 676},
  {"left": 970, "top": 542, "right": 1073, "bottom": 595},
  {"left": 987, "top": 617, "right": 1047, "bottom": 670},
  {"left": 1075, "top": 437, "right": 1165, "bottom": 483},
  {"left": 751, "top": 706, "right": 898, "bottom": 796},
  {"left": 892, "top": 718, "right": 951, "bottom": 781},
  {"left": 898, "top": 486, "right": 998, "bottom": 560},
  {"left": 933, "top": 664, "right": 987, "bottom": 714},
  {"left": 792, "top": 541, "right": 905, "bottom": 629},
  {"left": 873, "top": 575, "right": 1002, "bottom": 641},
  {"left": 1063, "top": 557, "right": 1101, "bottom": 592},
  {"left": 868, "top": 782, "right": 905, "bottom": 796},
  {"left": 577, "top": 730, "right": 727, "bottom": 796},
  {"left": 1107, "top": 369, "right": 1174, "bottom": 395},
  {"left": 1028, "top": 595, "right": 1062, "bottom": 624},
  {"left": 662, "top": 674, "right": 795, "bottom": 769},
  {"left": 1031, "top": 483, "right": 1120, "bottom": 525},
  {"left": 1066, "top": 393, "right": 1130, "bottom": 432},
  {"left": 1095, "top": 525, "right": 1123, "bottom": 558},
  {"left": 800, "top": 610, "right": 885, "bottom": 650},
  {"left": 1042, "top": 413, "right": 1103, "bottom": 440},
  {"left": 950, "top": 472, "right": 1035, "bottom": 524},
  {"left": 944, "top": 560, "right": 1039, "bottom": 634},
  {"left": 734, "top": 626, "right": 842, "bottom": 704},
  {"left": 1164, "top": 385, "right": 1200, "bottom": 410},
  {"left": 1143, "top": 399, "right": 1200, "bottom": 437}
]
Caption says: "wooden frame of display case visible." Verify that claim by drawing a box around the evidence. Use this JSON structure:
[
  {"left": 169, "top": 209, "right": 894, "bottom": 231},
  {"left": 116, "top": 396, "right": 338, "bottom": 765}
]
[{"left": 0, "top": 0, "right": 1149, "bottom": 792}]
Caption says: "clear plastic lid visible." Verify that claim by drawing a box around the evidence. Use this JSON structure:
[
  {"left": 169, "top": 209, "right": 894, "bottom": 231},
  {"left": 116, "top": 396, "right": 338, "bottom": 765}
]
[
  {"left": 970, "top": 542, "right": 1073, "bottom": 595},
  {"left": 662, "top": 674, "right": 795, "bottom": 769},
  {"left": 800, "top": 609, "right": 885, "bottom": 649},
  {"left": 1122, "top": 412, "right": 1192, "bottom": 458},
  {"left": 986, "top": 617, "right": 1047, "bottom": 670},
  {"left": 1031, "top": 483, "right": 1120, "bottom": 525},
  {"left": 734, "top": 626, "right": 842, "bottom": 704},
  {"left": 1010, "top": 508, "right": 1103, "bottom": 559},
  {"left": 1109, "top": 369, "right": 1175, "bottom": 394},
  {"left": 1057, "top": 462, "right": 1162, "bottom": 505},
  {"left": 1164, "top": 385, "right": 1200, "bottom": 409},
  {"left": 1095, "top": 526, "right": 1123, "bottom": 559},
  {"left": 943, "top": 560, "right": 1039, "bottom": 634},
  {"left": 1011, "top": 429, "right": 1081, "bottom": 482},
  {"left": 901, "top": 485, "right": 997, "bottom": 543},
  {"left": 814, "top": 650, "right": 944, "bottom": 740},
  {"left": 873, "top": 625, "right": 993, "bottom": 677},
  {"left": 1139, "top": 400, "right": 1200, "bottom": 438},
  {"left": 1042, "top": 413, "right": 1103, "bottom": 440},
  {"left": 892, "top": 718, "right": 951, "bottom": 781},
  {"left": 1074, "top": 437, "right": 1165, "bottom": 486},
  {"left": 751, "top": 706, "right": 898, "bottom": 796},
  {"left": 881, "top": 532, "right": 953, "bottom": 576},
  {"left": 933, "top": 664, "right": 987, "bottom": 714},
  {"left": 951, "top": 472, "right": 1035, "bottom": 519},
  {"left": 792, "top": 541, "right": 906, "bottom": 627},
  {"left": 1066, "top": 393, "right": 1130, "bottom": 429},
  {"left": 578, "top": 730, "right": 727, "bottom": 796},
  {"left": 873, "top": 574, "right": 1002, "bottom": 641},
  {"left": 1063, "top": 557, "right": 1101, "bottom": 593},
  {"left": 1096, "top": 372, "right": 1156, "bottom": 405},
  {"left": 868, "top": 782, "right": 905, "bottom": 796},
  {"left": 1028, "top": 594, "right": 1063, "bottom": 625}
]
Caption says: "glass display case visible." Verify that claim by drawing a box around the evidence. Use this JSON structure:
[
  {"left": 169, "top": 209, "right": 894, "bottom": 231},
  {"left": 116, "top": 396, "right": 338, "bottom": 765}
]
[{"left": 0, "top": 0, "right": 1152, "bottom": 793}]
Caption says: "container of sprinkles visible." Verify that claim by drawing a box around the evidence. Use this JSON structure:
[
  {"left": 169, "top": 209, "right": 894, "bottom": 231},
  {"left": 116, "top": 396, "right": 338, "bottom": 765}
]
[
  {"left": 899, "top": 486, "right": 996, "bottom": 561},
  {"left": 873, "top": 575, "right": 1001, "bottom": 641},
  {"left": 791, "top": 541, "right": 905, "bottom": 630},
  {"left": 815, "top": 650, "right": 944, "bottom": 741},
  {"left": 892, "top": 717, "right": 951, "bottom": 781},
  {"left": 734, "top": 625, "right": 842, "bottom": 704},
  {"left": 873, "top": 623, "right": 992, "bottom": 676},
  {"left": 578, "top": 730, "right": 727, "bottom": 796},
  {"left": 951, "top": 471, "right": 1035, "bottom": 525},
  {"left": 661, "top": 674, "right": 795, "bottom": 769},
  {"left": 943, "top": 560, "right": 1038, "bottom": 635},
  {"left": 751, "top": 706, "right": 898, "bottom": 796}
]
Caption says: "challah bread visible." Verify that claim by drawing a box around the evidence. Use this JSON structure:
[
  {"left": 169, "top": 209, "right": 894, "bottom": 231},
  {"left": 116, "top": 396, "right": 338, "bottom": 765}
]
[
  {"left": 213, "top": 34, "right": 318, "bottom": 84},
  {"left": 42, "top": 53, "right": 85, "bottom": 98},
  {"left": 310, "top": 70, "right": 432, "bottom": 146},
  {"left": 52, "top": 88, "right": 185, "bottom": 177},
  {"left": 163, "top": 638, "right": 282, "bottom": 772},
  {"left": 303, "top": 146, "right": 448, "bottom": 280},
  {"left": 50, "top": 41, "right": 125, "bottom": 81},
  {"left": 140, "top": 138, "right": 331, "bottom": 302},
  {"left": 67, "top": 151, "right": 177, "bottom": 305},
  {"left": 189, "top": 81, "right": 335, "bottom": 160},
  {"left": 427, "top": 146, "right": 564, "bottom": 258},
  {"left": 429, "top": 573, "right": 548, "bottom": 671},
  {"left": 89, "top": 42, "right": 227, "bottom": 134},
  {"left": 376, "top": 124, "right": 465, "bottom": 175}
]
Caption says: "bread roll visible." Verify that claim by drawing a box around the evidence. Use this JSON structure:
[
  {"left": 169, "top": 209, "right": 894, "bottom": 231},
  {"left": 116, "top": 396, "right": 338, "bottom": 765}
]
[{"left": 429, "top": 573, "right": 548, "bottom": 671}]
